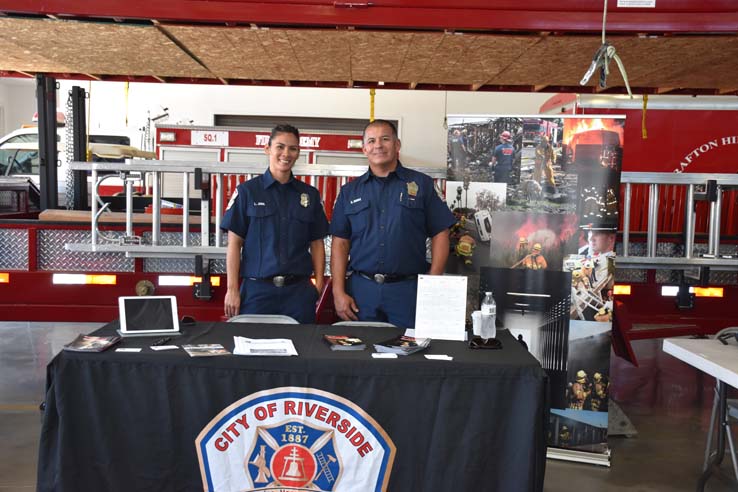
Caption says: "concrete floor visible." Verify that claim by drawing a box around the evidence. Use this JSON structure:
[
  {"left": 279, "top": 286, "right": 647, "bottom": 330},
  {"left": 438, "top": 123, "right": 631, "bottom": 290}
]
[{"left": 0, "top": 321, "right": 736, "bottom": 491}]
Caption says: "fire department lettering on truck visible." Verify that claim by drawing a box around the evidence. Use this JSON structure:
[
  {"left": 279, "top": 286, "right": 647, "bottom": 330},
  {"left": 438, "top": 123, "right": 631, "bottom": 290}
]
[
  {"left": 255, "top": 134, "right": 322, "bottom": 148},
  {"left": 196, "top": 386, "right": 396, "bottom": 492}
]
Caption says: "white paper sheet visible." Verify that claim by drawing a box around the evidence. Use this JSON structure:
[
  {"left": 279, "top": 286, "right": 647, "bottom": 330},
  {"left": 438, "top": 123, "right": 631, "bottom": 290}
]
[
  {"left": 233, "top": 337, "right": 298, "bottom": 356},
  {"left": 414, "top": 274, "right": 467, "bottom": 341}
]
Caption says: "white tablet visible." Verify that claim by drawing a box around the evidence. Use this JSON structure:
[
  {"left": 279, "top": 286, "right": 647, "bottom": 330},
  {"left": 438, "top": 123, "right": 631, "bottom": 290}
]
[{"left": 118, "top": 295, "right": 180, "bottom": 336}]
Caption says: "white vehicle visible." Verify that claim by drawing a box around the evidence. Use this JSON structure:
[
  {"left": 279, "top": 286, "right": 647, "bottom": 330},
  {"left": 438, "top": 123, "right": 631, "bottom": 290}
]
[
  {"left": 474, "top": 209, "right": 493, "bottom": 242},
  {"left": 0, "top": 126, "right": 153, "bottom": 206}
]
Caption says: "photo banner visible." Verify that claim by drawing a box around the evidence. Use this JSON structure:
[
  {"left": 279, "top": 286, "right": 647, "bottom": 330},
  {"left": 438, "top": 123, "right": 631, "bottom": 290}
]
[{"left": 445, "top": 115, "right": 624, "bottom": 460}]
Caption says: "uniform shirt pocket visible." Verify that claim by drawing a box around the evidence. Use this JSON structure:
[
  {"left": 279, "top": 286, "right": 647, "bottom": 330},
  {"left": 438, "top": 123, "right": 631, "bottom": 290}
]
[
  {"left": 345, "top": 199, "right": 371, "bottom": 235},
  {"left": 245, "top": 203, "right": 276, "bottom": 239},
  {"left": 398, "top": 195, "right": 425, "bottom": 231},
  {"left": 288, "top": 206, "right": 315, "bottom": 246}
]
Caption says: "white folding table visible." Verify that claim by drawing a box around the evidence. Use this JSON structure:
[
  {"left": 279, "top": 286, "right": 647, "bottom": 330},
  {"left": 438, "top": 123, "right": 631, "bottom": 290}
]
[{"left": 663, "top": 338, "right": 738, "bottom": 491}]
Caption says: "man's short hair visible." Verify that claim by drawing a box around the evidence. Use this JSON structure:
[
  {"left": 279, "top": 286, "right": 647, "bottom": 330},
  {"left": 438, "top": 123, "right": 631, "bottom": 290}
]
[
  {"left": 362, "top": 119, "right": 398, "bottom": 142},
  {"left": 269, "top": 124, "right": 300, "bottom": 145}
]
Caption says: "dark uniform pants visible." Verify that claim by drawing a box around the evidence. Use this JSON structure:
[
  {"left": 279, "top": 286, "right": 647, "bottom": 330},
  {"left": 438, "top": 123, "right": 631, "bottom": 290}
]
[
  {"left": 348, "top": 274, "right": 418, "bottom": 328},
  {"left": 239, "top": 278, "right": 319, "bottom": 324},
  {"left": 494, "top": 166, "right": 511, "bottom": 184}
]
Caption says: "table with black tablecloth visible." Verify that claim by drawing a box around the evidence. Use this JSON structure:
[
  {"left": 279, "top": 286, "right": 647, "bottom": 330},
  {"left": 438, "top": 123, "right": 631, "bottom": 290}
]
[{"left": 38, "top": 322, "right": 549, "bottom": 492}]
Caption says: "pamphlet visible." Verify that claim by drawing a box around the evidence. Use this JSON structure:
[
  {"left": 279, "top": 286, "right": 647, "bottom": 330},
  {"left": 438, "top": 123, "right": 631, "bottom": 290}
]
[
  {"left": 323, "top": 335, "right": 366, "bottom": 351},
  {"left": 182, "top": 344, "right": 230, "bottom": 357},
  {"left": 233, "top": 337, "right": 298, "bottom": 357},
  {"left": 63, "top": 334, "right": 121, "bottom": 352},
  {"left": 373, "top": 335, "right": 430, "bottom": 356}
]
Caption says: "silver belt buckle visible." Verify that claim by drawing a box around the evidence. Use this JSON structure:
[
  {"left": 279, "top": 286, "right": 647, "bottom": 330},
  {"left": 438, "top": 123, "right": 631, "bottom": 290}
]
[
  {"left": 373, "top": 273, "right": 386, "bottom": 284},
  {"left": 273, "top": 275, "right": 285, "bottom": 287}
]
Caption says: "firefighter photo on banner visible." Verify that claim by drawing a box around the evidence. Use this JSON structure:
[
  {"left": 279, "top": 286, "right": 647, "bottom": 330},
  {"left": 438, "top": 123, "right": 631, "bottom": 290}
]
[{"left": 446, "top": 114, "right": 625, "bottom": 460}]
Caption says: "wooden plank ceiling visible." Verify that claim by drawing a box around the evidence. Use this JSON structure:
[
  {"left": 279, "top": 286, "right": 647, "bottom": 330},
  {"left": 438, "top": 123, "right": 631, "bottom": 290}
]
[{"left": 0, "top": 16, "right": 736, "bottom": 95}]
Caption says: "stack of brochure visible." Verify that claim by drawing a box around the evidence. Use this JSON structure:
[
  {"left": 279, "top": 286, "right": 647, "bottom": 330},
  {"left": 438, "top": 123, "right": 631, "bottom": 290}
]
[
  {"left": 233, "top": 337, "right": 298, "bottom": 356},
  {"left": 323, "top": 335, "right": 366, "bottom": 351},
  {"left": 182, "top": 344, "right": 230, "bottom": 357},
  {"left": 63, "top": 334, "right": 121, "bottom": 352},
  {"left": 373, "top": 335, "right": 430, "bottom": 356}
]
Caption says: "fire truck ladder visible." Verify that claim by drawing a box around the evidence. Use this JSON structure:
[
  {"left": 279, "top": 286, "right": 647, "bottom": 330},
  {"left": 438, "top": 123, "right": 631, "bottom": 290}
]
[
  {"left": 571, "top": 284, "right": 605, "bottom": 319},
  {"left": 65, "top": 159, "right": 447, "bottom": 261},
  {"left": 618, "top": 172, "right": 738, "bottom": 274}
]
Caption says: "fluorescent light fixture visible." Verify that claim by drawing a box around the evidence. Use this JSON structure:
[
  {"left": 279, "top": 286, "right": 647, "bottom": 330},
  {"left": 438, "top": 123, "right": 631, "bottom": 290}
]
[
  {"left": 506, "top": 292, "right": 551, "bottom": 298},
  {"left": 661, "top": 286, "right": 679, "bottom": 296},
  {"left": 159, "top": 131, "right": 176, "bottom": 142},
  {"left": 661, "top": 286, "right": 724, "bottom": 298},
  {"left": 514, "top": 303, "right": 530, "bottom": 307},
  {"left": 694, "top": 287, "right": 723, "bottom": 298},
  {"left": 613, "top": 284, "right": 631, "bottom": 295},
  {"left": 52, "top": 274, "right": 117, "bottom": 285},
  {"left": 158, "top": 275, "right": 221, "bottom": 287}
]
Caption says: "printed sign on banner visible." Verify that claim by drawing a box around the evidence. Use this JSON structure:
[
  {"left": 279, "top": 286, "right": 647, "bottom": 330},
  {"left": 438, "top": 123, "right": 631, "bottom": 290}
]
[
  {"left": 446, "top": 114, "right": 624, "bottom": 462},
  {"left": 196, "top": 387, "right": 396, "bottom": 492}
]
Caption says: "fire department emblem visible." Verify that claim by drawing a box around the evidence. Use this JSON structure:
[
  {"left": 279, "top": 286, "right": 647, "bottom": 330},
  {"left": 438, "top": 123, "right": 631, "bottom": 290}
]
[
  {"left": 300, "top": 193, "right": 310, "bottom": 208},
  {"left": 406, "top": 181, "right": 418, "bottom": 197},
  {"left": 246, "top": 421, "right": 341, "bottom": 490},
  {"left": 196, "top": 387, "right": 395, "bottom": 492}
]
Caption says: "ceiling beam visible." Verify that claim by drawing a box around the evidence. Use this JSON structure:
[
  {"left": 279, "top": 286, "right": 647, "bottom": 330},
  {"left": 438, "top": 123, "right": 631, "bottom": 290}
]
[{"left": 1, "top": 1, "right": 738, "bottom": 34}]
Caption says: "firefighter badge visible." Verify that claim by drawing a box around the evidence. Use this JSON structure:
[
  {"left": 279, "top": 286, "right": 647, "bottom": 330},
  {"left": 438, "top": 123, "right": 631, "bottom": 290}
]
[
  {"left": 300, "top": 193, "right": 310, "bottom": 208},
  {"left": 406, "top": 181, "right": 418, "bottom": 197}
]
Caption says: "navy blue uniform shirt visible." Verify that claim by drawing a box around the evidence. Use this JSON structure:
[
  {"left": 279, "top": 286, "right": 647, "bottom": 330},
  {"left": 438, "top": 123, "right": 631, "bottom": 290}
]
[
  {"left": 493, "top": 142, "right": 514, "bottom": 170},
  {"left": 221, "top": 169, "right": 328, "bottom": 278},
  {"left": 330, "top": 164, "right": 456, "bottom": 275}
]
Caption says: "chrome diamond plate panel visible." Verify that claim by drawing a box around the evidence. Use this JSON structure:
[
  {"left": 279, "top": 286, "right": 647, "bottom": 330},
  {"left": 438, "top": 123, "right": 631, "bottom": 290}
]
[
  {"left": 142, "top": 232, "right": 227, "bottom": 273},
  {"left": 655, "top": 270, "right": 680, "bottom": 284},
  {"left": 614, "top": 269, "right": 646, "bottom": 283},
  {"left": 0, "top": 229, "right": 28, "bottom": 270},
  {"left": 38, "top": 230, "right": 133, "bottom": 272},
  {"left": 0, "top": 191, "right": 29, "bottom": 212},
  {"left": 709, "top": 271, "right": 738, "bottom": 285}
]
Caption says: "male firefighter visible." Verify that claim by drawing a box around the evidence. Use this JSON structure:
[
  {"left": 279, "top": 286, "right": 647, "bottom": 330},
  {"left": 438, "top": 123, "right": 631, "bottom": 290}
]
[
  {"left": 449, "top": 128, "right": 468, "bottom": 172},
  {"left": 513, "top": 243, "right": 548, "bottom": 270},
  {"left": 591, "top": 372, "right": 610, "bottom": 411},
  {"left": 330, "top": 119, "right": 457, "bottom": 327},
  {"left": 568, "top": 370, "right": 591, "bottom": 410},
  {"left": 533, "top": 135, "right": 556, "bottom": 192},
  {"left": 490, "top": 130, "right": 514, "bottom": 184},
  {"left": 516, "top": 237, "right": 529, "bottom": 263},
  {"left": 222, "top": 124, "right": 329, "bottom": 323}
]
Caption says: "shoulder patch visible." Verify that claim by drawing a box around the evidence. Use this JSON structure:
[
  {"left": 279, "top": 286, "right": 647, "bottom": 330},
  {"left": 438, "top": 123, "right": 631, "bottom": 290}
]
[{"left": 226, "top": 189, "right": 238, "bottom": 210}]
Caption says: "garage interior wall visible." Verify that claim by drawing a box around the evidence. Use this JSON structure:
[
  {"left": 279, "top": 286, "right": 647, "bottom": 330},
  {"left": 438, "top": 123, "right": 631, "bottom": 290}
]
[
  {"left": 55, "top": 79, "right": 552, "bottom": 169},
  {"left": 0, "top": 78, "right": 37, "bottom": 136}
]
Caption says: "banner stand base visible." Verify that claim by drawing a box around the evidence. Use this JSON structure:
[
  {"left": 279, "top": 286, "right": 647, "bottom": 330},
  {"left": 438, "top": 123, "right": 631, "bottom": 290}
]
[
  {"left": 547, "top": 447, "right": 612, "bottom": 467},
  {"left": 608, "top": 400, "right": 638, "bottom": 437}
]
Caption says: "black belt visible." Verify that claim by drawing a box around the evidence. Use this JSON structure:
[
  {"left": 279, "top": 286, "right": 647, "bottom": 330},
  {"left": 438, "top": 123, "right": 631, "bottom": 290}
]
[
  {"left": 247, "top": 275, "right": 308, "bottom": 287},
  {"left": 356, "top": 271, "right": 417, "bottom": 284}
]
